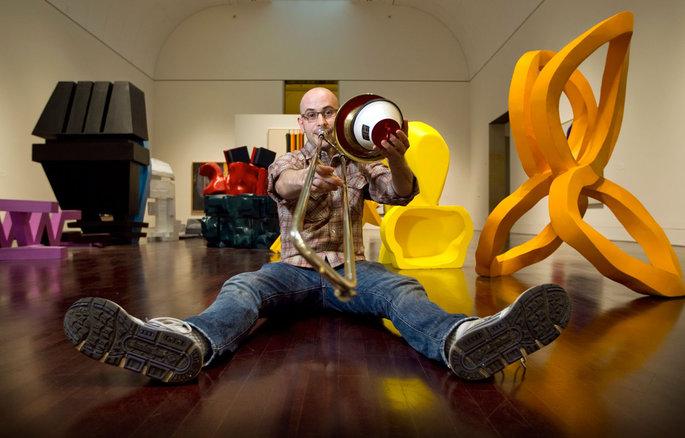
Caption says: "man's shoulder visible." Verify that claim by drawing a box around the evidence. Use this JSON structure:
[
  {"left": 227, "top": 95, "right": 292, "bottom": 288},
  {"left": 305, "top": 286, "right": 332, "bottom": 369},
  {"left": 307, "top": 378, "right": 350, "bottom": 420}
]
[{"left": 273, "top": 150, "right": 305, "bottom": 165}]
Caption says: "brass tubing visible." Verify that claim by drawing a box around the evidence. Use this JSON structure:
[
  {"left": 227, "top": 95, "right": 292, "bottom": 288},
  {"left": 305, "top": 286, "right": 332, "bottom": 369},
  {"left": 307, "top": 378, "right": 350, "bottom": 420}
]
[
  {"left": 338, "top": 155, "right": 357, "bottom": 300},
  {"left": 289, "top": 137, "right": 358, "bottom": 301}
]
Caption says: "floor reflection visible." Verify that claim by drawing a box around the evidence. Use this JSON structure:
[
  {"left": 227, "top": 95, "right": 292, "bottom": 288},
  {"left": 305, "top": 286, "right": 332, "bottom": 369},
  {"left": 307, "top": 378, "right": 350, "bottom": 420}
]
[
  {"left": 475, "top": 274, "right": 685, "bottom": 435},
  {"left": 3, "top": 236, "right": 685, "bottom": 435}
]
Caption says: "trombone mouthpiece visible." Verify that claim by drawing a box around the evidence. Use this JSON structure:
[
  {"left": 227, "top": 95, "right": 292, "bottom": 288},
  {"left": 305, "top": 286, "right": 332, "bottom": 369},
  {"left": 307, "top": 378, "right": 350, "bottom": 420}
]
[{"left": 316, "top": 127, "right": 325, "bottom": 138}]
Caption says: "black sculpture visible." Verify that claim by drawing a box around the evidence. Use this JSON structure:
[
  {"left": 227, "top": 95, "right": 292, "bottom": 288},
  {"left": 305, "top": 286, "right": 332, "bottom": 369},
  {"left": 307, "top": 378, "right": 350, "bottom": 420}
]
[{"left": 32, "top": 81, "right": 150, "bottom": 244}]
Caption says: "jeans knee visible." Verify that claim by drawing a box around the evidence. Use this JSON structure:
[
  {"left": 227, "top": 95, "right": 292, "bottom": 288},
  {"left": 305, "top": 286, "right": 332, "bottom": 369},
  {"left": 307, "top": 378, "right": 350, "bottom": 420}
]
[
  {"left": 388, "top": 278, "right": 427, "bottom": 306},
  {"left": 218, "top": 272, "right": 262, "bottom": 309}
]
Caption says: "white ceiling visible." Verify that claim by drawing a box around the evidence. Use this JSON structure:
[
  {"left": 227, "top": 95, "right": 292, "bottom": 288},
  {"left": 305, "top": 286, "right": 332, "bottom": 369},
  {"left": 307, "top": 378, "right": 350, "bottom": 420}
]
[{"left": 45, "top": 0, "right": 544, "bottom": 79}]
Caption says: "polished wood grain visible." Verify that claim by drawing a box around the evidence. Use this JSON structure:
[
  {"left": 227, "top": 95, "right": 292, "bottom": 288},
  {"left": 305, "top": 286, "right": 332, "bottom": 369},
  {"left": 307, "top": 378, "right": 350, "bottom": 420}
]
[{"left": 1, "top": 235, "right": 684, "bottom": 437}]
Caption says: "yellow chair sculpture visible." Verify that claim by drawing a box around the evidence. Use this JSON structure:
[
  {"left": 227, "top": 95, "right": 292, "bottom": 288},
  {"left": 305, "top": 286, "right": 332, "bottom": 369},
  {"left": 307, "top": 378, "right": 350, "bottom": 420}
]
[
  {"left": 379, "top": 121, "right": 473, "bottom": 269},
  {"left": 475, "top": 11, "right": 685, "bottom": 297},
  {"left": 269, "top": 235, "right": 281, "bottom": 254}
]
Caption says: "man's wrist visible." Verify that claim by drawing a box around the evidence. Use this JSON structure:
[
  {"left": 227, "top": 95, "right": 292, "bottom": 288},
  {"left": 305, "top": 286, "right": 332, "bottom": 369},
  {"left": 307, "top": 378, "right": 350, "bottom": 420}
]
[
  {"left": 388, "top": 157, "right": 412, "bottom": 177},
  {"left": 387, "top": 156, "right": 409, "bottom": 170}
]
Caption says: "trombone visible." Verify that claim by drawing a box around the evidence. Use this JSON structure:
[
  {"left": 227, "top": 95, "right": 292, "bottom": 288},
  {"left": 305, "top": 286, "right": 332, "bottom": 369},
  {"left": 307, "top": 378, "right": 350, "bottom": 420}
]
[{"left": 289, "top": 94, "right": 403, "bottom": 301}]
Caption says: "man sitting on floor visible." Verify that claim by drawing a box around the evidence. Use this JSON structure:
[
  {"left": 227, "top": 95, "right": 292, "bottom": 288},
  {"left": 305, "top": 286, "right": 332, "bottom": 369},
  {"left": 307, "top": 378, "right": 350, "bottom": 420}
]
[{"left": 63, "top": 88, "right": 571, "bottom": 383}]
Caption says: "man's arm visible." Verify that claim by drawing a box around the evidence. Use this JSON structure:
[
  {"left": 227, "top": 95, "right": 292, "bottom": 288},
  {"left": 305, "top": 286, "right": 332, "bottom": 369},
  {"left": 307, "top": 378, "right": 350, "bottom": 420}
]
[
  {"left": 387, "top": 157, "right": 414, "bottom": 197},
  {"left": 275, "top": 165, "right": 343, "bottom": 200},
  {"left": 380, "top": 129, "right": 415, "bottom": 197},
  {"left": 274, "top": 168, "right": 307, "bottom": 200}
]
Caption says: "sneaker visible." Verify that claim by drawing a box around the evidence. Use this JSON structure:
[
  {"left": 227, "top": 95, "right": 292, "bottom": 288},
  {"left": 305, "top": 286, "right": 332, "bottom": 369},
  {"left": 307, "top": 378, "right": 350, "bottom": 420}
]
[
  {"left": 446, "top": 283, "right": 571, "bottom": 380},
  {"left": 63, "top": 297, "right": 205, "bottom": 384}
]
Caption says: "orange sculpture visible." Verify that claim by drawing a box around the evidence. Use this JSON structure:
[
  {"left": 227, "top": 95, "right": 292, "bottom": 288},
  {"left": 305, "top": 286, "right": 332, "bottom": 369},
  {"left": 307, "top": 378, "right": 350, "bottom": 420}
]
[{"left": 475, "top": 11, "right": 685, "bottom": 297}]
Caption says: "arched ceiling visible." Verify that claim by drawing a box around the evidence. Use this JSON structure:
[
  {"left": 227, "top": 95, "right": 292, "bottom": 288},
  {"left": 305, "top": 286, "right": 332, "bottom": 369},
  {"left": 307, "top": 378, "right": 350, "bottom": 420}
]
[{"left": 45, "top": 0, "right": 544, "bottom": 80}]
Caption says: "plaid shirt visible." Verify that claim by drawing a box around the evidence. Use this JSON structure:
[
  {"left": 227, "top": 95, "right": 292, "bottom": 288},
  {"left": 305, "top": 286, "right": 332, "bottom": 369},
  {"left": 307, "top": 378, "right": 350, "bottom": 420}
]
[{"left": 268, "top": 141, "right": 418, "bottom": 268}]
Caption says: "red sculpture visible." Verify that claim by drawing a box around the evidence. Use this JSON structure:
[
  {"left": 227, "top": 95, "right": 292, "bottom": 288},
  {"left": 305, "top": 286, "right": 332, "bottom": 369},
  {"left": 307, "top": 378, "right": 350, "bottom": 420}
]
[
  {"left": 199, "top": 162, "right": 228, "bottom": 195},
  {"left": 200, "top": 147, "right": 274, "bottom": 196},
  {"left": 226, "top": 162, "right": 264, "bottom": 195}
]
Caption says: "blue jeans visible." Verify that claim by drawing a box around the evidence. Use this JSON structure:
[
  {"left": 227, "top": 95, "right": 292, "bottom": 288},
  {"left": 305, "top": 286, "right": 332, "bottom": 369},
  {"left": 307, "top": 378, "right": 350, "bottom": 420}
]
[{"left": 186, "top": 261, "right": 467, "bottom": 367}]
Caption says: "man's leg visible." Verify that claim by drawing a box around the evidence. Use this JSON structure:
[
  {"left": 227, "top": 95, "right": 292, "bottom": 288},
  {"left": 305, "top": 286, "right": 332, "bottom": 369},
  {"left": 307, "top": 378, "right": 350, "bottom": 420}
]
[
  {"left": 64, "top": 297, "right": 205, "bottom": 383},
  {"left": 185, "top": 262, "right": 322, "bottom": 364},
  {"left": 443, "top": 283, "right": 570, "bottom": 380},
  {"left": 323, "top": 261, "right": 571, "bottom": 380},
  {"left": 64, "top": 262, "right": 322, "bottom": 383},
  {"left": 322, "top": 261, "right": 466, "bottom": 363}
]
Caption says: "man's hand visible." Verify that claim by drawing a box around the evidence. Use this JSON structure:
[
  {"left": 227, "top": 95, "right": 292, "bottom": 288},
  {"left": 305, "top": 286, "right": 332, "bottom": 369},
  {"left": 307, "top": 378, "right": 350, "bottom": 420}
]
[
  {"left": 275, "top": 164, "right": 343, "bottom": 200},
  {"left": 312, "top": 164, "right": 343, "bottom": 195},
  {"left": 378, "top": 129, "right": 410, "bottom": 164},
  {"left": 378, "top": 129, "right": 415, "bottom": 197}
]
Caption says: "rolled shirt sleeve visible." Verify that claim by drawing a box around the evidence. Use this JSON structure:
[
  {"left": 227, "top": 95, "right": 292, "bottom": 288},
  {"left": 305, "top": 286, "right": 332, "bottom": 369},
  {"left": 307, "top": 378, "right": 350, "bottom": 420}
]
[
  {"left": 267, "top": 152, "right": 305, "bottom": 206},
  {"left": 363, "top": 161, "right": 419, "bottom": 206}
]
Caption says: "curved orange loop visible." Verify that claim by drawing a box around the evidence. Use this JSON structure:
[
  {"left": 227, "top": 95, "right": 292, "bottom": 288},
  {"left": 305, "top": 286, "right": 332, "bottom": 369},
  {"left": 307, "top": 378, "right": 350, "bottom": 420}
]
[
  {"left": 476, "top": 172, "right": 561, "bottom": 276},
  {"left": 583, "top": 36, "right": 631, "bottom": 174},
  {"left": 564, "top": 69, "right": 597, "bottom": 161},
  {"left": 477, "top": 11, "right": 685, "bottom": 297},
  {"left": 510, "top": 51, "right": 599, "bottom": 175},
  {"left": 531, "top": 11, "right": 633, "bottom": 175},
  {"left": 478, "top": 52, "right": 597, "bottom": 277},
  {"left": 476, "top": 171, "right": 590, "bottom": 277},
  {"left": 509, "top": 50, "right": 553, "bottom": 176},
  {"left": 550, "top": 166, "right": 685, "bottom": 297}
]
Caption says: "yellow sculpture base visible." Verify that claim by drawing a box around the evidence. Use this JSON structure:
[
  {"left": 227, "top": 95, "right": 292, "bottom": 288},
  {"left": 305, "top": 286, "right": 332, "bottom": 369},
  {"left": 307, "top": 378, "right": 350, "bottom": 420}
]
[
  {"left": 379, "top": 121, "right": 473, "bottom": 270},
  {"left": 380, "top": 205, "right": 473, "bottom": 270}
]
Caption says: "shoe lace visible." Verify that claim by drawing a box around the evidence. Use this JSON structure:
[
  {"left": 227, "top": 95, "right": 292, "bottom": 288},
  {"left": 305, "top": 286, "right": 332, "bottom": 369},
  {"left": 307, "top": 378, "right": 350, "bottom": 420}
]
[{"left": 145, "top": 316, "right": 192, "bottom": 334}]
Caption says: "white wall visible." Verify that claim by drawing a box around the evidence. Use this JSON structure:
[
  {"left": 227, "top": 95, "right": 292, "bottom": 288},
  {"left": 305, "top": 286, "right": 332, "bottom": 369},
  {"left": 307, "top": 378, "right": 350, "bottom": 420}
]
[
  {"left": 234, "top": 114, "right": 300, "bottom": 158},
  {"left": 154, "top": 2, "right": 467, "bottom": 81},
  {"left": 153, "top": 81, "right": 282, "bottom": 219},
  {"left": 0, "top": 0, "right": 154, "bottom": 204},
  {"left": 469, "top": 0, "right": 685, "bottom": 245},
  {"left": 154, "top": 2, "right": 470, "bottom": 222}
]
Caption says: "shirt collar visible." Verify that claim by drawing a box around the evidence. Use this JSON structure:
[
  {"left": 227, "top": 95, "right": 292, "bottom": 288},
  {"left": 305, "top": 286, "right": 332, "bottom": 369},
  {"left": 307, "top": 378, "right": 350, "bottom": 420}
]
[{"left": 301, "top": 140, "right": 317, "bottom": 161}]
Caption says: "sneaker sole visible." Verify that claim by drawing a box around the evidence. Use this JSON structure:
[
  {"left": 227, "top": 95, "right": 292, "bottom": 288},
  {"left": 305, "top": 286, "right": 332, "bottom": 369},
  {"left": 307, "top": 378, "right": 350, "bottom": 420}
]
[
  {"left": 63, "top": 297, "right": 203, "bottom": 384},
  {"left": 448, "top": 283, "right": 571, "bottom": 380}
]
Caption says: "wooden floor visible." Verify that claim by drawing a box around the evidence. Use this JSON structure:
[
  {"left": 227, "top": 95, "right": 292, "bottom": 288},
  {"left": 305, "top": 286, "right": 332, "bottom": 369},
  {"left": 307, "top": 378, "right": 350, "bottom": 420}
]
[{"left": 1, "top": 234, "right": 685, "bottom": 437}]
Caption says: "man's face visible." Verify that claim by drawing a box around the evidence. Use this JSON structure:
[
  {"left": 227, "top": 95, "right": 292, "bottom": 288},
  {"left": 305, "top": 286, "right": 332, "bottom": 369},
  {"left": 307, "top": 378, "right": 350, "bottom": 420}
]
[{"left": 297, "top": 89, "right": 340, "bottom": 148}]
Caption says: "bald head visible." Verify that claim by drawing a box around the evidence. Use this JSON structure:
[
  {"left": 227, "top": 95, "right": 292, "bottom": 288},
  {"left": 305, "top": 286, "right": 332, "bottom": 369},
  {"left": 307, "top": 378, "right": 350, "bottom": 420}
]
[
  {"left": 297, "top": 87, "right": 340, "bottom": 148},
  {"left": 299, "top": 87, "right": 339, "bottom": 114}
]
